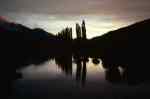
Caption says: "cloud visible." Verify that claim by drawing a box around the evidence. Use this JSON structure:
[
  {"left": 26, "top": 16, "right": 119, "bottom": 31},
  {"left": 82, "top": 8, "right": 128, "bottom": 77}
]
[
  {"left": 1, "top": 0, "right": 150, "bottom": 38},
  {"left": 3, "top": 13, "right": 136, "bottom": 38},
  {"left": 0, "top": 0, "right": 150, "bottom": 16}
]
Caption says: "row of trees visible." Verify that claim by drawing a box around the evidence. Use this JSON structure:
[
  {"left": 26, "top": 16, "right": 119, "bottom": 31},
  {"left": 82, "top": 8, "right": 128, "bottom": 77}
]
[
  {"left": 56, "top": 20, "right": 87, "bottom": 40},
  {"left": 57, "top": 27, "right": 73, "bottom": 40}
]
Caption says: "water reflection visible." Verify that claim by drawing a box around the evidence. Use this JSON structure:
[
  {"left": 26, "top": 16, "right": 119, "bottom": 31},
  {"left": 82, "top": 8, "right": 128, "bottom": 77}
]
[
  {"left": 49, "top": 54, "right": 103, "bottom": 86},
  {"left": 21, "top": 56, "right": 104, "bottom": 85},
  {"left": 4, "top": 53, "right": 150, "bottom": 99},
  {"left": 74, "top": 56, "right": 88, "bottom": 86},
  {"left": 105, "top": 67, "right": 122, "bottom": 84},
  {"left": 92, "top": 58, "right": 100, "bottom": 65},
  {"left": 55, "top": 55, "right": 73, "bottom": 75},
  {"left": 19, "top": 55, "right": 150, "bottom": 86},
  {"left": 3, "top": 48, "right": 150, "bottom": 99}
]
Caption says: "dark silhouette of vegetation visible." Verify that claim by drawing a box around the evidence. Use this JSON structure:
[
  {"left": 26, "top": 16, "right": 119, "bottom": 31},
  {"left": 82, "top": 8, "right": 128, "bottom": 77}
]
[
  {"left": 76, "top": 23, "right": 82, "bottom": 39},
  {"left": 81, "top": 20, "right": 87, "bottom": 40},
  {"left": 105, "top": 67, "right": 122, "bottom": 84},
  {"left": 55, "top": 54, "right": 72, "bottom": 75},
  {"left": 75, "top": 20, "right": 87, "bottom": 40},
  {"left": 57, "top": 27, "right": 72, "bottom": 40},
  {"left": 73, "top": 55, "right": 88, "bottom": 86}
]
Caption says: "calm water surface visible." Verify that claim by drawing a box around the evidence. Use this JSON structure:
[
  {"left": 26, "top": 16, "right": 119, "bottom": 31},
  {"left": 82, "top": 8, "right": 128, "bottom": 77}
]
[{"left": 13, "top": 58, "right": 150, "bottom": 99}]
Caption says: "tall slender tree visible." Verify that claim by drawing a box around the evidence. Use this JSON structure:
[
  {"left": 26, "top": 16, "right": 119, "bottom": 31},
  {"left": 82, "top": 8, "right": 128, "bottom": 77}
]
[
  {"left": 82, "top": 20, "right": 87, "bottom": 40},
  {"left": 69, "top": 28, "right": 72, "bottom": 40},
  {"left": 76, "top": 23, "right": 81, "bottom": 39}
]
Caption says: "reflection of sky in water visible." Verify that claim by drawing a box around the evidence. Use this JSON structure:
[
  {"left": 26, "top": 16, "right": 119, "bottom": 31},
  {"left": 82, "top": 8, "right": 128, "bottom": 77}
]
[
  {"left": 4, "top": 12, "right": 136, "bottom": 38},
  {"left": 20, "top": 58, "right": 105, "bottom": 83},
  {"left": 15, "top": 58, "right": 150, "bottom": 99}
]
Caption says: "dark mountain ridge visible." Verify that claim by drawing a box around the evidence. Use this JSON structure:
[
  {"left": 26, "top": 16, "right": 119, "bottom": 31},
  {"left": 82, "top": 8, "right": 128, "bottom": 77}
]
[{"left": 90, "top": 18, "right": 150, "bottom": 69}]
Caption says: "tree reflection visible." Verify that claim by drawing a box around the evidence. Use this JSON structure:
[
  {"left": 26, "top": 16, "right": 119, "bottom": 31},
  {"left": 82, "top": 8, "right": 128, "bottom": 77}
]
[
  {"left": 81, "top": 59, "right": 87, "bottom": 86},
  {"left": 74, "top": 56, "right": 88, "bottom": 86},
  {"left": 105, "top": 67, "right": 122, "bottom": 83},
  {"left": 55, "top": 55, "right": 72, "bottom": 75},
  {"left": 54, "top": 54, "right": 88, "bottom": 86},
  {"left": 92, "top": 58, "right": 100, "bottom": 65},
  {"left": 75, "top": 57, "right": 82, "bottom": 82}
]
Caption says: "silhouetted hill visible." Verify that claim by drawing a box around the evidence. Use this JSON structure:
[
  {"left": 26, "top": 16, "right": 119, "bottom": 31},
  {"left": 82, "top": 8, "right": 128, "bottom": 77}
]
[
  {"left": 0, "top": 20, "right": 56, "bottom": 39},
  {"left": 0, "top": 20, "right": 57, "bottom": 70},
  {"left": 91, "top": 18, "right": 150, "bottom": 69},
  {"left": 0, "top": 19, "right": 57, "bottom": 97},
  {"left": 92, "top": 18, "right": 150, "bottom": 46}
]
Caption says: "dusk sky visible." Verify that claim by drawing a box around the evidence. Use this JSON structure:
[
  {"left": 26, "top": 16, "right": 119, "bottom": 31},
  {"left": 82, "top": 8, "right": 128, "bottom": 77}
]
[{"left": 1, "top": 0, "right": 150, "bottom": 38}]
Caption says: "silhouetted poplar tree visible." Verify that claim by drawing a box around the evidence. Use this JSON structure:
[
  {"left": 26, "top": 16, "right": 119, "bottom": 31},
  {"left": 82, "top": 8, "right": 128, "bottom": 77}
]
[
  {"left": 82, "top": 20, "right": 87, "bottom": 40},
  {"left": 76, "top": 23, "right": 81, "bottom": 39}
]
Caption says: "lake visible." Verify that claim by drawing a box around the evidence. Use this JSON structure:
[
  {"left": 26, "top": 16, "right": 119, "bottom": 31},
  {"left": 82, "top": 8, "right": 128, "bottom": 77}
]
[{"left": 12, "top": 57, "right": 150, "bottom": 99}]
